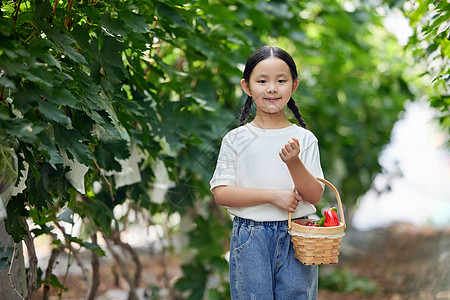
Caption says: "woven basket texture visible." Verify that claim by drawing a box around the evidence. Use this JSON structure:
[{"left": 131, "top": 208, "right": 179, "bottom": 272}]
[
  {"left": 288, "top": 178, "right": 346, "bottom": 266},
  {"left": 291, "top": 235, "right": 342, "bottom": 265}
]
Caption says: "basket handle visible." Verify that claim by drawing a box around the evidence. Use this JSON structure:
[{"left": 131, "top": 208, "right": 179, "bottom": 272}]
[{"left": 288, "top": 178, "right": 346, "bottom": 230}]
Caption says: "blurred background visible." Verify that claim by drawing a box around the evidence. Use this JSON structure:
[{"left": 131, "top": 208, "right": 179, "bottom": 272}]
[
  {"left": 353, "top": 100, "right": 450, "bottom": 230},
  {"left": 0, "top": 0, "right": 449, "bottom": 299}
]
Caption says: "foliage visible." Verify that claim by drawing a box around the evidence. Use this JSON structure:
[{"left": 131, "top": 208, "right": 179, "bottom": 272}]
[
  {"left": 386, "top": 0, "right": 450, "bottom": 137},
  {"left": 406, "top": 0, "right": 450, "bottom": 137},
  {"left": 0, "top": 0, "right": 423, "bottom": 298},
  {"left": 319, "top": 267, "right": 380, "bottom": 294}
]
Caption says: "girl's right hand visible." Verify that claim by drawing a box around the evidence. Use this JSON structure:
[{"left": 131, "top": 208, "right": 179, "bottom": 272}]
[{"left": 271, "top": 190, "right": 302, "bottom": 213}]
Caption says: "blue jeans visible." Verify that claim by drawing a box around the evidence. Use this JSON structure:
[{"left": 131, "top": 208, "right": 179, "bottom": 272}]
[{"left": 229, "top": 217, "right": 318, "bottom": 300}]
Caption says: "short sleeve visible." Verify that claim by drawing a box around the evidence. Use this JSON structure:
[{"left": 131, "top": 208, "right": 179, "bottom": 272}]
[
  {"left": 209, "top": 133, "right": 237, "bottom": 192},
  {"left": 300, "top": 139, "right": 325, "bottom": 188}
]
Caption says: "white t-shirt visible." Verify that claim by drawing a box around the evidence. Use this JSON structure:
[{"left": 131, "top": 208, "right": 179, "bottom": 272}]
[{"left": 210, "top": 123, "right": 324, "bottom": 221}]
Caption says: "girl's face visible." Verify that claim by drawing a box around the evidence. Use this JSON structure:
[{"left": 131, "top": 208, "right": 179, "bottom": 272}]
[{"left": 241, "top": 57, "right": 299, "bottom": 119}]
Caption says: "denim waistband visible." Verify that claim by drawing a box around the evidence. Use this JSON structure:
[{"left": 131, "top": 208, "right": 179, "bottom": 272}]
[{"left": 232, "top": 216, "right": 307, "bottom": 227}]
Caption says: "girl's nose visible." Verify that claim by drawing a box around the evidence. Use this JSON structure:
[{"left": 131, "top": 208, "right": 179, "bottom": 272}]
[{"left": 267, "top": 83, "right": 277, "bottom": 93}]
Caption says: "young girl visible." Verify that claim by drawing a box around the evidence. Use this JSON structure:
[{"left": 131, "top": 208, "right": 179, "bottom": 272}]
[{"left": 210, "top": 46, "right": 324, "bottom": 299}]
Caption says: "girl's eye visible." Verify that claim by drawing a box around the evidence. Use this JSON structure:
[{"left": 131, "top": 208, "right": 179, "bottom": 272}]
[
  {"left": 278, "top": 79, "right": 286, "bottom": 83},
  {"left": 258, "top": 80, "right": 266, "bottom": 83}
]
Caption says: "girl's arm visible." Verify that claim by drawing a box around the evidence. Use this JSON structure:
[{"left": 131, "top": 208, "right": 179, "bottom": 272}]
[
  {"left": 279, "top": 138, "right": 323, "bottom": 205},
  {"left": 212, "top": 185, "right": 302, "bottom": 213}
]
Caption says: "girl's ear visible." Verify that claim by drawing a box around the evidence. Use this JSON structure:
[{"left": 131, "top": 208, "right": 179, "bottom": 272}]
[
  {"left": 291, "top": 78, "right": 299, "bottom": 95},
  {"left": 240, "top": 79, "right": 251, "bottom": 97}
]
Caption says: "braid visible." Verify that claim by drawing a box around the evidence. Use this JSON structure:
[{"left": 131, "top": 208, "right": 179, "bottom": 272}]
[
  {"left": 238, "top": 96, "right": 253, "bottom": 126},
  {"left": 287, "top": 98, "right": 307, "bottom": 128}
]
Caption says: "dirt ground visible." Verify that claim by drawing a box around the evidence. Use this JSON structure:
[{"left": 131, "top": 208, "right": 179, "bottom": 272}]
[
  {"left": 318, "top": 223, "right": 450, "bottom": 300},
  {"left": 34, "top": 222, "right": 450, "bottom": 300}
]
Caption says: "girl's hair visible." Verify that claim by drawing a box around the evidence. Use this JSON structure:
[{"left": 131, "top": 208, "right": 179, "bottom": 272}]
[{"left": 238, "top": 46, "right": 307, "bottom": 128}]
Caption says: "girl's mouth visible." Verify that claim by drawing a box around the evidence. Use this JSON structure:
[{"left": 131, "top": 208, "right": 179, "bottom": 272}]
[{"left": 265, "top": 97, "right": 281, "bottom": 102}]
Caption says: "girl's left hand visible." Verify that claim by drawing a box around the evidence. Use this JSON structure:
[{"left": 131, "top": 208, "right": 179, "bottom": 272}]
[{"left": 279, "top": 137, "right": 300, "bottom": 165}]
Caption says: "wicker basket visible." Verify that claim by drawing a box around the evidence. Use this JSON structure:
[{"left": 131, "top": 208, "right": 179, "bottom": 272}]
[{"left": 288, "top": 178, "right": 346, "bottom": 265}]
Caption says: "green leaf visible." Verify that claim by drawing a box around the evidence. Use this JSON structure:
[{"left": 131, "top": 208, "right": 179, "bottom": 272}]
[
  {"left": 29, "top": 38, "right": 61, "bottom": 70},
  {"left": 33, "top": 0, "right": 52, "bottom": 23},
  {"left": 0, "top": 59, "right": 28, "bottom": 79},
  {"left": 47, "top": 274, "right": 67, "bottom": 290},
  {"left": 0, "top": 108, "right": 46, "bottom": 143},
  {"left": 101, "top": 13, "right": 128, "bottom": 36},
  {"left": 23, "top": 65, "right": 53, "bottom": 87},
  {"left": 57, "top": 208, "right": 74, "bottom": 224},
  {"left": 13, "top": 90, "right": 41, "bottom": 114},
  {"left": 37, "top": 101, "right": 71, "bottom": 126},
  {"left": 43, "top": 24, "right": 87, "bottom": 64},
  {"left": 89, "top": 199, "right": 114, "bottom": 234},
  {"left": 0, "top": 77, "right": 16, "bottom": 90},
  {"left": 120, "top": 11, "right": 151, "bottom": 34},
  {"left": 156, "top": 3, "right": 191, "bottom": 30},
  {"left": 32, "top": 224, "right": 55, "bottom": 236},
  {"left": 48, "top": 87, "right": 80, "bottom": 109},
  {"left": 99, "top": 36, "right": 127, "bottom": 84},
  {"left": 5, "top": 194, "right": 29, "bottom": 242},
  {"left": 94, "top": 138, "right": 130, "bottom": 171},
  {"left": 82, "top": 242, "right": 106, "bottom": 256},
  {"left": 37, "top": 129, "right": 65, "bottom": 167},
  {"left": 65, "top": 235, "right": 105, "bottom": 255},
  {"left": 27, "top": 170, "right": 54, "bottom": 213},
  {"left": 53, "top": 124, "right": 93, "bottom": 165}
]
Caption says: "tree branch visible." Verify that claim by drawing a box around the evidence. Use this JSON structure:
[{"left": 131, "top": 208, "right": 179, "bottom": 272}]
[
  {"left": 8, "top": 243, "right": 25, "bottom": 300},
  {"left": 86, "top": 233, "right": 100, "bottom": 300},
  {"left": 103, "top": 233, "right": 139, "bottom": 300},
  {"left": 22, "top": 217, "right": 37, "bottom": 300},
  {"left": 42, "top": 245, "right": 64, "bottom": 300},
  {"left": 53, "top": 222, "right": 90, "bottom": 289},
  {"left": 93, "top": 160, "right": 115, "bottom": 202},
  {"left": 111, "top": 229, "right": 141, "bottom": 287},
  {"left": 13, "top": 0, "right": 22, "bottom": 27},
  {"left": 52, "top": 0, "right": 59, "bottom": 16},
  {"left": 64, "top": 0, "right": 75, "bottom": 30}
]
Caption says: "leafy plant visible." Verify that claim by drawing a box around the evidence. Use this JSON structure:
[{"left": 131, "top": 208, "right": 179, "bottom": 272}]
[
  {"left": 319, "top": 267, "right": 380, "bottom": 294},
  {"left": 404, "top": 0, "right": 450, "bottom": 138}
]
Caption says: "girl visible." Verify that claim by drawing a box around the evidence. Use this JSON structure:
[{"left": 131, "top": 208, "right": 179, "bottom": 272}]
[{"left": 210, "top": 46, "right": 324, "bottom": 299}]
